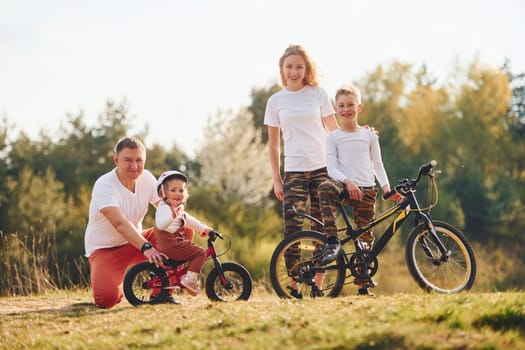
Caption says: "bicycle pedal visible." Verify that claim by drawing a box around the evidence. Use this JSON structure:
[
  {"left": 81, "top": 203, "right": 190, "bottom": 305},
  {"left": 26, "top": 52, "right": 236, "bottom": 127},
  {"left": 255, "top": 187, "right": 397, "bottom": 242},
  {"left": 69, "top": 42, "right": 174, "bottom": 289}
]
[
  {"left": 353, "top": 279, "right": 377, "bottom": 289},
  {"left": 363, "top": 281, "right": 377, "bottom": 289}
]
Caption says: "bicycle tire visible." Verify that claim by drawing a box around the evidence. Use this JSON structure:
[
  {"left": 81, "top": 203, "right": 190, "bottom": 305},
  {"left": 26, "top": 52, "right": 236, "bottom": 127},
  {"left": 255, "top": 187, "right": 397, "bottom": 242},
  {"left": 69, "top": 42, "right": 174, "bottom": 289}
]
[
  {"left": 123, "top": 262, "right": 170, "bottom": 306},
  {"left": 205, "top": 262, "right": 253, "bottom": 302},
  {"left": 405, "top": 220, "right": 476, "bottom": 293},
  {"left": 269, "top": 230, "right": 346, "bottom": 299}
]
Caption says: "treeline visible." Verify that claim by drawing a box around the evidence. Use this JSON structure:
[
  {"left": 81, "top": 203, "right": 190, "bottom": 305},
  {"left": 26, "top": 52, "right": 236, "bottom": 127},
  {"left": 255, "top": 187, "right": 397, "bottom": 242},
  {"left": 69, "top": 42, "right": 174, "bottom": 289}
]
[{"left": 0, "top": 58, "right": 524, "bottom": 295}]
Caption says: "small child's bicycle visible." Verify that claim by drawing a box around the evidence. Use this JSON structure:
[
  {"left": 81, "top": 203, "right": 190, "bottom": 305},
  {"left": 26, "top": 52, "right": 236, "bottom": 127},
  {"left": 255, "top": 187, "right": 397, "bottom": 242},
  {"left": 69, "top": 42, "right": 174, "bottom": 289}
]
[
  {"left": 124, "top": 230, "right": 252, "bottom": 305},
  {"left": 269, "top": 161, "right": 477, "bottom": 298}
]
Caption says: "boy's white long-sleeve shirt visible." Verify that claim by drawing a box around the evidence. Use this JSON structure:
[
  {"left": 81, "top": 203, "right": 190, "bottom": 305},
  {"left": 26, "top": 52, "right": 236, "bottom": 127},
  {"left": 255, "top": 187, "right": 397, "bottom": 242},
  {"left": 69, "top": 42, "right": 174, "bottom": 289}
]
[
  {"left": 155, "top": 201, "right": 209, "bottom": 233},
  {"left": 326, "top": 127, "right": 389, "bottom": 188}
]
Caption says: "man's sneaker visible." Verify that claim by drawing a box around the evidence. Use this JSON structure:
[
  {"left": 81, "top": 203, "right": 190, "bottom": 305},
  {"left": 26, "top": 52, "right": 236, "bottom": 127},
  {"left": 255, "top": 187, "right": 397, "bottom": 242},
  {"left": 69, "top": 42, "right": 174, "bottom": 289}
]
[
  {"left": 319, "top": 239, "right": 341, "bottom": 265},
  {"left": 180, "top": 273, "right": 201, "bottom": 295},
  {"left": 287, "top": 286, "right": 303, "bottom": 299},
  {"left": 357, "top": 288, "right": 375, "bottom": 297},
  {"left": 164, "top": 296, "right": 181, "bottom": 304}
]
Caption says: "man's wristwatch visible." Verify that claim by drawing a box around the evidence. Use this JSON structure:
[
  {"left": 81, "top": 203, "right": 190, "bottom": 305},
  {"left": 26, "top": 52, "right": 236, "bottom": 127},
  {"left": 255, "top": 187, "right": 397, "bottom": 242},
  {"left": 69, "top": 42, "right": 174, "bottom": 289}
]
[{"left": 141, "top": 242, "right": 153, "bottom": 253}]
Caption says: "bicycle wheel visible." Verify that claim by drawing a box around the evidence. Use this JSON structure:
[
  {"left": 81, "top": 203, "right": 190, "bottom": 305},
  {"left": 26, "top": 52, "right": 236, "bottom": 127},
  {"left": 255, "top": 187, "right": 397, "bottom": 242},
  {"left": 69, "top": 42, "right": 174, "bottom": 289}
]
[
  {"left": 205, "top": 262, "right": 253, "bottom": 302},
  {"left": 406, "top": 220, "right": 476, "bottom": 293},
  {"left": 269, "top": 230, "right": 346, "bottom": 299},
  {"left": 123, "top": 262, "right": 170, "bottom": 306}
]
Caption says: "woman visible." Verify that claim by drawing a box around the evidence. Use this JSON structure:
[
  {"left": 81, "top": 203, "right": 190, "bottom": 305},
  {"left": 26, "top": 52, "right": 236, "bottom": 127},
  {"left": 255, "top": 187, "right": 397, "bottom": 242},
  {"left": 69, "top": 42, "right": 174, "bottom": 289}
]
[{"left": 264, "top": 44, "right": 338, "bottom": 298}]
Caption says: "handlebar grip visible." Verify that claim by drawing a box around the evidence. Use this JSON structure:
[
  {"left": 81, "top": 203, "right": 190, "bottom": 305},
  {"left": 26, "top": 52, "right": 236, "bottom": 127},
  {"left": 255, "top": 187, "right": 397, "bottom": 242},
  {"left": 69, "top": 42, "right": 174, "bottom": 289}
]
[
  {"left": 209, "top": 230, "right": 223, "bottom": 240},
  {"left": 382, "top": 188, "right": 397, "bottom": 200},
  {"left": 419, "top": 160, "right": 437, "bottom": 175}
]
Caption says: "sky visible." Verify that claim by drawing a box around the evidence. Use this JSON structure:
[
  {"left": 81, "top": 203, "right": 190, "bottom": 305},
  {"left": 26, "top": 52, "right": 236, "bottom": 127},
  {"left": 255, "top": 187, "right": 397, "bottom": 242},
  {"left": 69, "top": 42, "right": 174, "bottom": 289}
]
[{"left": 1, "top": 0, "right": 524, "bottom": 156}]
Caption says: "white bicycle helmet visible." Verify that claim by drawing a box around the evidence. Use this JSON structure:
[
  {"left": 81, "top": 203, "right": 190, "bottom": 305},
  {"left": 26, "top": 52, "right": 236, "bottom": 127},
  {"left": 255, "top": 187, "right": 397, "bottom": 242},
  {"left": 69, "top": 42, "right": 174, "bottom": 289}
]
[{"left": 156, "top": 170, "right": 188, "bottom": 198}]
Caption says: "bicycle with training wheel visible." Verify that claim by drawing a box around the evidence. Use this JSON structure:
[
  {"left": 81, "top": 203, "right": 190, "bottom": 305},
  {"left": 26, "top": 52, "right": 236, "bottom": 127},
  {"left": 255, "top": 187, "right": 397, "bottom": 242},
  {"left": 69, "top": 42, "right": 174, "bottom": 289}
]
[
  {"left": 269, "top": 160, "right": 477, "bottom": 299},
  {"left": 124, "top": 230, "right": 252, "bottom": 305}
]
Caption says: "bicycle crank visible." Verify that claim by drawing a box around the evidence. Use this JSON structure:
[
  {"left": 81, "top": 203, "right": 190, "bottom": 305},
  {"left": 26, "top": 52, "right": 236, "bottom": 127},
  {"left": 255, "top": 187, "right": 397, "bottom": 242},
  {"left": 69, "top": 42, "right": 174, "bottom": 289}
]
[{"left": 349, "top": 251, "right": 379, "bottom": 280}]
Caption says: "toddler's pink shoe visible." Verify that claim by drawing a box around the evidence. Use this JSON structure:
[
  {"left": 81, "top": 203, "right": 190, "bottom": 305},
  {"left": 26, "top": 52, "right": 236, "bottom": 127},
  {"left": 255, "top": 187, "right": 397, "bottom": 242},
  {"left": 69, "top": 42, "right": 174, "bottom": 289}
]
[{"left": 181, "top": 273, "right": 201, "bottom": 295}]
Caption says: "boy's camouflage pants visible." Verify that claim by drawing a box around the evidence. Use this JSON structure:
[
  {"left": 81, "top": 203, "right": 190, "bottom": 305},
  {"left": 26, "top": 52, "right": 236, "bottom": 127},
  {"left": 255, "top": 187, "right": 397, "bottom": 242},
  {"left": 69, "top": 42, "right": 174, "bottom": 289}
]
[{"left": 318, "top": 179, "right": 378, "bottom": 246}]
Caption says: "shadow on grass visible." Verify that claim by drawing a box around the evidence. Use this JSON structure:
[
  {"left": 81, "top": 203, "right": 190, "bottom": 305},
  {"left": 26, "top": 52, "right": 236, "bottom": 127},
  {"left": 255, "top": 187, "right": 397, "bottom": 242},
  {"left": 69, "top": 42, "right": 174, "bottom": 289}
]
[
  {"left": 1, "top": 302, "right": 135, "bottom": 317},
  {"left": 353, "top": 333, "right": 407, "bottom": 350},
  {"left": 473, "top": 306, "right": 525, "bottom": 334}
]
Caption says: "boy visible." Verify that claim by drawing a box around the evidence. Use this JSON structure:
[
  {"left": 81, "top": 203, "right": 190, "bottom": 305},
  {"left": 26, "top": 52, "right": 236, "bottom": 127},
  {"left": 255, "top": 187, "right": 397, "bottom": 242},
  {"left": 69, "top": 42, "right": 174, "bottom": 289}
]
[{"left": 317, "top": 84, "right": 402, "bottom": 296}]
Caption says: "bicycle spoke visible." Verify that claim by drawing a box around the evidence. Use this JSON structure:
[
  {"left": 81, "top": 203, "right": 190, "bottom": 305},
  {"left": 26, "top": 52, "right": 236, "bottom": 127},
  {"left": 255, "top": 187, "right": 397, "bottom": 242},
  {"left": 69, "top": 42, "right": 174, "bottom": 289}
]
[
  {"left": 270, "top": 231, "right": 346, "bottom": 298},
  {"left": 406, "top": 221, "right": 476, "bottom": 293}
]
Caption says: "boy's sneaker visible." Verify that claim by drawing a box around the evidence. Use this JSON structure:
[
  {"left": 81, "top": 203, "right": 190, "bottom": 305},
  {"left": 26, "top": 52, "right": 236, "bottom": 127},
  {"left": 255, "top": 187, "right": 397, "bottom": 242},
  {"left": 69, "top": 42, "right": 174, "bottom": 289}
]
[
  {"left": 318, "top": 238, "right": 341, "bottom": 265},
  {"left": 181, "top": 274, "right": 201, "bottom": 295},
  {"left": 357, "top": 288, "right": 375, "bottom": 297}
]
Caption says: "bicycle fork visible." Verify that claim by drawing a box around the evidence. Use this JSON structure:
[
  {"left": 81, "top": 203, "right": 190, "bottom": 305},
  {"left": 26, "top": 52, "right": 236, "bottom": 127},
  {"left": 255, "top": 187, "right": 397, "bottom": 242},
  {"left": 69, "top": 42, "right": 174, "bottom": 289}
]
[
  {"left": 210, "top": 255, "right": 233, "bottom": 290},
  {"left": 414, "top": 212, "right": 451, "bottom": 263}
]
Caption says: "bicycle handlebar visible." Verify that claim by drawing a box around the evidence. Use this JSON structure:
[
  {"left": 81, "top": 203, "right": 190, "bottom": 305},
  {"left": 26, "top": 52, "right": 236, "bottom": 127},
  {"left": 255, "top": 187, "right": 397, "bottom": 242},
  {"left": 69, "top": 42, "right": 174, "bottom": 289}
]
[
  {"left": 382, "top": 160, "right": 437, "bottom": 200},
  {"left": 208, "top": 230, "right": 223, "bottom": 240},
  {"left": 416, "top": 160, "right": 437, "bottom": 182},
  {"left": 382, "top": 188, "right": 398, "bottom": 200}
]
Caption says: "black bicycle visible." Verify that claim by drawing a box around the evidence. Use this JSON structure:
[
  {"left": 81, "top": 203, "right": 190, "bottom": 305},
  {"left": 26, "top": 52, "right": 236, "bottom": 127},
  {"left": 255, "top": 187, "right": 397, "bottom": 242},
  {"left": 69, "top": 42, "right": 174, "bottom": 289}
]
[
  {"left": 269, "top": 161, "right": 476, "bottom": 298},
  {"left": 124, "top": 231, "right": 252, "bottom": 305}
]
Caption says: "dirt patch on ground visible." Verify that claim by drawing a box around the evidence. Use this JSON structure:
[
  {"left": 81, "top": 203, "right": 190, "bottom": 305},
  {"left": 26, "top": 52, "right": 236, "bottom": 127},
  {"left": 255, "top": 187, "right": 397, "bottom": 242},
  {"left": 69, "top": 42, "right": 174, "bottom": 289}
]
[{"left": 0, "top": 295, "right": 99, "bottom": 315}]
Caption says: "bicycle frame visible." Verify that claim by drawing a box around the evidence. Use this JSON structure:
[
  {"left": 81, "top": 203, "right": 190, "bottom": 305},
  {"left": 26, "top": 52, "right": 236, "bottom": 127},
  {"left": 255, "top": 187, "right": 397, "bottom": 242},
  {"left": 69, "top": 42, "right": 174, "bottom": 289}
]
[
  {"left": 157, "top": 231, "right": 230, "bottom": 290},
  {"left": 294, "top": 174, "right": 451, "bottom": 274},
  {"left": 343, "top": 190, "right": 449, "bottom": 262}
]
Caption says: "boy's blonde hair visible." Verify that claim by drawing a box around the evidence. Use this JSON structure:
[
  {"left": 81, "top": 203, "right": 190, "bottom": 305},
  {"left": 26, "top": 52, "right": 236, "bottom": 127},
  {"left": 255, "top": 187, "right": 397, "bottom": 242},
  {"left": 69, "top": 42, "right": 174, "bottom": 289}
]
[
  {"left": 335, "top": 84, "right": 362, "bottom": 103},
  {"left": 278, "top": 44, "right": 319, "bottom": 88}
]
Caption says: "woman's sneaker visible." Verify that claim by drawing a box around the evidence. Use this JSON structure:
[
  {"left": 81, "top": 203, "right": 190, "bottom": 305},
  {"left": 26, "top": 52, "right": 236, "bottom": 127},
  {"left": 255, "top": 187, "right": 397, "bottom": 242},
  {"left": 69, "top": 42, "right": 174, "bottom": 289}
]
[
  {"left": 287, "top": 286, "right": 303, "bottom": 299},
  {"left": 357, "top": 288, "right": 375, "bottom": 297},
  {"left": 181, "top": 273, "right": 201, "bottom": 295}
]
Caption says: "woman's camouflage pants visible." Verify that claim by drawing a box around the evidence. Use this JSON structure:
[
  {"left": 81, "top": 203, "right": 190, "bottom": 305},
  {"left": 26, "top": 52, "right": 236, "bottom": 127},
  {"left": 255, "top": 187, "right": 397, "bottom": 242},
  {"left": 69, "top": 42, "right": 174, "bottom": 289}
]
[{"left": 282, "top": 167, "right": 328, "bottom": 270}]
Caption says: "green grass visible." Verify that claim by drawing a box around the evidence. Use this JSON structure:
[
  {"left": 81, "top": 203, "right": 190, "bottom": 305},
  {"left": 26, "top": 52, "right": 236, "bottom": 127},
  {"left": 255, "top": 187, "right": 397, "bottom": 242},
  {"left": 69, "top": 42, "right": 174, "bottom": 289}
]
[{"left": 1, "top": 288, "right": 523, "bottom": 350}]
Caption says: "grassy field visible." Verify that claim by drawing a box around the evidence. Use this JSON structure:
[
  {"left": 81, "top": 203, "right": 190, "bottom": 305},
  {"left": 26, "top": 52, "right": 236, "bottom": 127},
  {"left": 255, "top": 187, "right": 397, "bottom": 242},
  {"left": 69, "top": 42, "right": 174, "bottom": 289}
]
[{"left": 1, "top": 286, "right": 523, "bottom": 350}]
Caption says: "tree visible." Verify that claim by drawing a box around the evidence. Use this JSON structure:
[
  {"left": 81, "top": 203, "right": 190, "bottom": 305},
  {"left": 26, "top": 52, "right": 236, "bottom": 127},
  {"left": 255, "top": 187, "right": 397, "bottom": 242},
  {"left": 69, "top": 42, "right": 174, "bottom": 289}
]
[
  {"left": 0, "top": 116, "right": 13, "bottom": 230},
  {"left": 498, "top": 60, "right": 525, "bottom": 240},
  {"left": 502, "top": 60, "right": 525, "bottom": 177},
  {"left": 5, "top": 167, "right": 69, "bottom": 235},
  {"left": 48, "top": 99, "right": 143, "bottom": 201},
  {"left": 357, "top": 61, "right": 414, "bottom": 187},
  {"left": 248, "top": 83, "right": 281, "bottom": 143},
  {"left": 192, "top": 108, "right": 278, "bottom": 237},
  {"left": 399, "top": 66, "right": 451, "bottom": 158},
  {"left": 444, "top": 62, "right": 514, "bottom": 240},
  {"left": 196, "top": 108, "right": 272, "bottom": 206}
]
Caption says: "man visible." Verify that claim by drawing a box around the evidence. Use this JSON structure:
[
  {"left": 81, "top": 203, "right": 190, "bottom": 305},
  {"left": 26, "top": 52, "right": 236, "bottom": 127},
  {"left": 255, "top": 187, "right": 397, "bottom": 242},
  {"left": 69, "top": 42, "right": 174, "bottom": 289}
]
[{"left": 84, "top": 136, "right": 165, "bottom": 308}]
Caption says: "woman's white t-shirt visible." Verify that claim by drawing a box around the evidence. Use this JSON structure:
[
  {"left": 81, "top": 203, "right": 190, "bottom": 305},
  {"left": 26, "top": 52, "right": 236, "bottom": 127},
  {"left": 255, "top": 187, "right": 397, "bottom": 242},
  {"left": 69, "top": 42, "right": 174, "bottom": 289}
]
[
  {"left": 84, "top": 169, "right": 159, "bottom": 257},
  {"left": 264, "top": 85, "right": 335, "bottom": 172}
]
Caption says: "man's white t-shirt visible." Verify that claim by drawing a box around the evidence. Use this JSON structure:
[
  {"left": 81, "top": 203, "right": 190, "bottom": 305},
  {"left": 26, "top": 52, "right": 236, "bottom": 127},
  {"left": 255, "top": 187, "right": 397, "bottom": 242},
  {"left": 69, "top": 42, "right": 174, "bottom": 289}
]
[
  {"left": 326, "top": 127, "right": 390, "bottom": 188},
  {"left": 264, "top": 85, "right": 335, "bottom": 172},
  {"left": 84, "top": 169, "right": 159, "bottom": 257}
]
